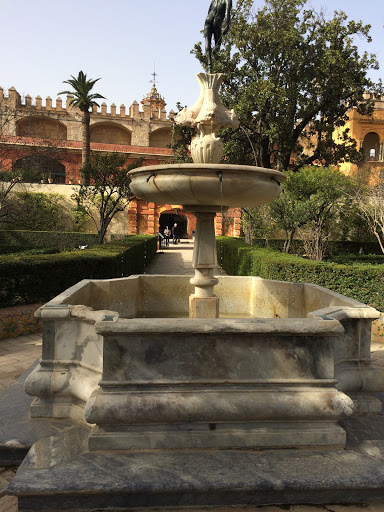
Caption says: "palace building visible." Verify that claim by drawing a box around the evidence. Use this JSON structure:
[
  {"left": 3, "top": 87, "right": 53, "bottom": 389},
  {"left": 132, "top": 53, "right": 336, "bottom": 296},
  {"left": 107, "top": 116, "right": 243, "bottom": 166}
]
[
  {"left": 336, "top": 93, "right": 384, "bottom": 179},
  {"left": 0, "top": 82, "right": 241, "bottom": 238}
]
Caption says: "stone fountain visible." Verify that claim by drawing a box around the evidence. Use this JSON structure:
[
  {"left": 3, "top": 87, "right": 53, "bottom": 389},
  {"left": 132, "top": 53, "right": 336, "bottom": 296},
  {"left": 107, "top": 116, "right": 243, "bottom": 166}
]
[
  {"left": 128, "top": 71, "right": 285, "bottom": 318},
  {"left": 7, "top": 7, "right": 384, "bottom": 511}
]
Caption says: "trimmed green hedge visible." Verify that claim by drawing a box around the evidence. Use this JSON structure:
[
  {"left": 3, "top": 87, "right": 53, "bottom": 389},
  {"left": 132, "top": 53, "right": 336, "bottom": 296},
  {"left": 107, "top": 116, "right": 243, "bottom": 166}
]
[
  {"left": 0, "top": 230, "right": 99, "bottom": 253},
  {"left": 251, "top": 238, "right": 382, "bottom": 256},
  {"left": 0, "top": 235, "right": 157, "bottom": 308},
  {"left": 216, "top": 237, "right": 384, "bottom": 311}
]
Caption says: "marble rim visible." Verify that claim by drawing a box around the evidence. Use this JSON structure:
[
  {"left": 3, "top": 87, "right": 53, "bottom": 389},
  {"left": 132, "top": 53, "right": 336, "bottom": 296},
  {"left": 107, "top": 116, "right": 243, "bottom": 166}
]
[{"left": 128, "top": 163, "right": 286, "bottom": 181}]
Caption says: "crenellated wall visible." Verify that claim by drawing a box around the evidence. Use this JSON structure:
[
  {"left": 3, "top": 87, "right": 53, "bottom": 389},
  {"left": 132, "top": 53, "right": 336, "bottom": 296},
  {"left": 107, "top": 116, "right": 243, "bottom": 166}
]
[{"left": 0, "top": 85, "right": 175, "bottom": 148}]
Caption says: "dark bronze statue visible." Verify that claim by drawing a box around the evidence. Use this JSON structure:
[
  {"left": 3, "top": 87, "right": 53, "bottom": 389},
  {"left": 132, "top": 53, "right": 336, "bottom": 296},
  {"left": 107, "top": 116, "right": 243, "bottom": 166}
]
[{"left": 204, "top": 0, "right": 232, "bottom": 73}]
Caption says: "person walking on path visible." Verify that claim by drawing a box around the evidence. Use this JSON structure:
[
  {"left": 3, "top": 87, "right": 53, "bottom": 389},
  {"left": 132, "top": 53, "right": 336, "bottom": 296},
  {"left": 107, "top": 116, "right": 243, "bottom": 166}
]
[
  {"left": 172, "top": 223, "right": 178, "bottom": 245},
  {"left": 164, "top": 226, "right": 171, "bottom": 246}
]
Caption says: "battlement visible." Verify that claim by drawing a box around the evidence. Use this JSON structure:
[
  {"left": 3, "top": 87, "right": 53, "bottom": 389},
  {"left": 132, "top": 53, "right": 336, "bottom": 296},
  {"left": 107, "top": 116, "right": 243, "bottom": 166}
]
[
  {"left": 362, "top": 91, "right": 384, "bottom": 110},
  {"left": 0, "top": 86, "right": 175, "bottom": 121}
]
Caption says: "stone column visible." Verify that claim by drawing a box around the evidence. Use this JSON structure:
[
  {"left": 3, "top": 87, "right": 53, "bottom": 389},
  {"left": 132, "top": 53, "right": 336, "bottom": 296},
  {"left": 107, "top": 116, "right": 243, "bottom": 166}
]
[
  {"left": 379, "top": 141, "right": 384, "bottom": 161},
  {"left": 189, "top": 209, "right": 219, "bottom": 318}
]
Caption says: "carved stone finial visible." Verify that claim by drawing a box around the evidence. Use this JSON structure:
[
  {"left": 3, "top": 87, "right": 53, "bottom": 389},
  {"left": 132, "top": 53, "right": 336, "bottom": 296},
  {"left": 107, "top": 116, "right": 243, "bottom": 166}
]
[{"left": 175, "top": 73, "right": 238, "bottom": 164}]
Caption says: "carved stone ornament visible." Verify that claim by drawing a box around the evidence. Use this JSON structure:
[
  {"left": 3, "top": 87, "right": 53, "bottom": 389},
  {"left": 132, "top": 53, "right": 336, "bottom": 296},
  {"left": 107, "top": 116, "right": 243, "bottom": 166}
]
[{"left": 176, "top": 73, "right": 239, "bottom": 163}]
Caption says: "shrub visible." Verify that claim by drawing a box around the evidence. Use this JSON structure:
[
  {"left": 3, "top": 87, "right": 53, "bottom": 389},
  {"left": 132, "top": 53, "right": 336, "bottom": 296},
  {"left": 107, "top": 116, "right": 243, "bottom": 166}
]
[
  {"left": 0, "top": 230, "right": 99, "bottom": 253},
  {"left": 4, "top": 192, "right": 70, "bottom": 231},
  {"left": 249, "top": 238, "right": 382, "bottom": 257},
  {"left": 217, "top": 237, "right": 384, "bottom": 311},
  {"left": 0, "top": 235, "right": 157, "bottom": 308}
]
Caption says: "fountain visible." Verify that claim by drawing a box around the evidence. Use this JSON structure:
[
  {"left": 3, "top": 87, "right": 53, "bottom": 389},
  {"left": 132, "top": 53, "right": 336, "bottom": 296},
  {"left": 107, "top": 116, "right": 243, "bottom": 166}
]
[
  {"left": 128, "top": 71, "right": 285, "bottom": 318},
  {"left": 8, "top": 2, "right": 384, "bottom": 510}
]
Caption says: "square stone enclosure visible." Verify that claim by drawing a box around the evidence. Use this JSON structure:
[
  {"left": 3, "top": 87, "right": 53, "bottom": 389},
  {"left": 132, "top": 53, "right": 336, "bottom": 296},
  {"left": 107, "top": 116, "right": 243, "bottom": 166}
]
[{"left": 25, "top": 275, "right": 383, "bottom": 434}]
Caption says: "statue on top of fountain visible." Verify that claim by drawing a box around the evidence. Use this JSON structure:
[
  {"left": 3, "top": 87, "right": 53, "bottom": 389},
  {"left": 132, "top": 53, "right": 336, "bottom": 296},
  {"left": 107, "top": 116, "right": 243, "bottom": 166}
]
[
  {"left": 175, "top": 0, "right": 237, "bottom": 164},
  {"left": 204, "top": 0, "right": 232, "bottom": 74}
]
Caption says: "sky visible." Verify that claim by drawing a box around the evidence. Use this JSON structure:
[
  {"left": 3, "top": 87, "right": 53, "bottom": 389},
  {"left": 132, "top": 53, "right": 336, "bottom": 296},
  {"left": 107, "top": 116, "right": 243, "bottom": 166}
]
[{"left": 0, "top": 0, "right": 383, "bottom": 114}]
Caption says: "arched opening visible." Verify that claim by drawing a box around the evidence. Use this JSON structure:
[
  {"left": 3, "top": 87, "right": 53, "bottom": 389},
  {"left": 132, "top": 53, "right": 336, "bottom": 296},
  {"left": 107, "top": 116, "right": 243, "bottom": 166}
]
[
  {"left": 13, "top": 156, "right": 66, "bottom": 184},
  {"left": 149, "top": 127, "right": 172, "bottom": 148},
  {"left": 16, "top": 117, "right": 67, "bottom": 139},
  {"left": 222, "top": 214, "right": 234, "bottom": 236},
  {"left": 90, "top": 122, "right": 132, "bottom": 145},
  {"left": 159, "top": 211, "right": 188, "bottom": 239},
  {"left": 363, "top": 132, "right": 380, "bottom": 161}
]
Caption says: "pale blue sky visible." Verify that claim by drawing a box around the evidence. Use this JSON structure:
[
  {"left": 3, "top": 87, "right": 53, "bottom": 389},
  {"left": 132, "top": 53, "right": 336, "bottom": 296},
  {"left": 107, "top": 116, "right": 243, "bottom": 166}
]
[{"left": 0, "top": 0, "right": 383, "bottom": 112}]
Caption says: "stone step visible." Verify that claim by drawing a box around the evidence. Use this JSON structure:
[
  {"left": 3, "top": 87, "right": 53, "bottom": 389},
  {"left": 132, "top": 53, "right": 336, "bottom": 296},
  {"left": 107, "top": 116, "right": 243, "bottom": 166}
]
[{"left": 9, "top": 432, "right": 384, "bottom": 511}]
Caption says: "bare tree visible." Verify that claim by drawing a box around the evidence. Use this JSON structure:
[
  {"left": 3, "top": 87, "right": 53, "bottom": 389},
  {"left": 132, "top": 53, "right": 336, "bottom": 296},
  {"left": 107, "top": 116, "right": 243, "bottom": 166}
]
[
  {"left": 353, "top": 172, "right": 384, "bottom": 253},
  {"left": 0, "top": 92, "right": 66, "bottom": 223}
]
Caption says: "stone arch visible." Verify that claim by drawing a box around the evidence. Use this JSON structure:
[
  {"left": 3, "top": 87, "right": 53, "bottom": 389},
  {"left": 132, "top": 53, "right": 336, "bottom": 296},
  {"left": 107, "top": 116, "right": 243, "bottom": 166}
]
[
  {"left": 149, "top": 127, "right": 172, "bottom": 148},
  {"left": 13, "top": 155, "right": 66, "bottom": 183},
  {"left": 362, "top": 132, "right": 380, "bottom": 161},
  {"left": 16, "top": 117, "right": 67, "bottom": 139},
  {"left": 222, "top": 214, "right": 234, "bottom": 236},
  {"left": 90, "top": 122, "right": 132, "bottom": 145},
  {"left": 157, "top": 206, "right": 195, "bottom": 239}
]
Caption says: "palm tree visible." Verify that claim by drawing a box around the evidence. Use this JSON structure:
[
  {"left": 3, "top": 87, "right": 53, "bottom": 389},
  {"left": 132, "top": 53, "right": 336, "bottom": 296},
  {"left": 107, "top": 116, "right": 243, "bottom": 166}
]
[{"left": 59, "top": 71, "right": 105, "bottom": 183}]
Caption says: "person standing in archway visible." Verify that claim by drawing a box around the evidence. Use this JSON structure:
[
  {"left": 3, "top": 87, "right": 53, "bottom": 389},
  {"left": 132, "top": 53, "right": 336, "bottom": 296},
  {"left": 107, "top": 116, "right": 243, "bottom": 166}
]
[
  {"left": 204, "top": 0, "right": 232, "bottom": 73},
  {"left": 172, "top": 223, "right": 178, "bottom": 245}
]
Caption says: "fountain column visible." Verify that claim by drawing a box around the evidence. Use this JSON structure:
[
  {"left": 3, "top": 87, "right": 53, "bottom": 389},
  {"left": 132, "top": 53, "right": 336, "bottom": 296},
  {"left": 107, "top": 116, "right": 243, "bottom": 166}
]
[
  {"left": 176, "top": 73, "right": 239, "bottom": 318},
  {"left": 189, "top": 209, "right": 219, "bottom": 318}
]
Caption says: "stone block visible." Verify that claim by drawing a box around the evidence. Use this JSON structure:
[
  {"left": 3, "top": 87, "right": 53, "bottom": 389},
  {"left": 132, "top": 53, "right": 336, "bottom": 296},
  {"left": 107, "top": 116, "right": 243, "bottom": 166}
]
[{"left": 189, "top": 294, "right": 219, "bottom": 318}]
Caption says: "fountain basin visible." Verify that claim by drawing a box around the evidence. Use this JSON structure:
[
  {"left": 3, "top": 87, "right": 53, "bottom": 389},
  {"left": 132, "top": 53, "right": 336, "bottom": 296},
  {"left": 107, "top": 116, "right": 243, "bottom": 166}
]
[
  {"left": 25, "top": 274, "right": 383, "bottom": 451},
  {"left": 128, "top": 163, "right": 286, "bottom": 208}
]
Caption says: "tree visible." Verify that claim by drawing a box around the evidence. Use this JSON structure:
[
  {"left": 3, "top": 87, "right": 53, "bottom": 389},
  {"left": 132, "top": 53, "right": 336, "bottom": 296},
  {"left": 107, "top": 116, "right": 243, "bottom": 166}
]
[
  {"left": 167, "top": 103, "right": 194, "bottom": 163},
  {"left": 0, "top": 93, "right": 67, "bottom": 222},
  {"left": 352, "top": 171, "right": 384, "bottom": 253},
  {"left": 192, "top": 0, "right": 381, "bottom": 171},
  {"left": 72, "top": 152, "right": 143, "bottom": 244},
  {"left": 3, "top": 192, "right": 70, "bottom": 231},
  {"left": 59, "top": 71, "right": 105, "bottom": 182},
  {"left": 242, "top": 205, "right": 276, "bottom": 244},
  {"left": 270, "top": 166, "right": 351, "bottom": 259},
  {"left": 0, "top": 105, "right": 38, "bottom": 223}
]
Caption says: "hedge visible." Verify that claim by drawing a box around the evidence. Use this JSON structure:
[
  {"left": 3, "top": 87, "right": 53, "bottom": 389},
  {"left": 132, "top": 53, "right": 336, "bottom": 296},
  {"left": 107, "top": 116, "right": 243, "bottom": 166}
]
[
  {"left": 216, "top": 237, "right": 384, "bottom": 311},
  {"left": 0, "top": 230, "right": 99, "bottom": 253},
  {"left": 0, "top": 235, "right": 157, "bottom": 308},
  {"left": 250, "top": 238, "right": 382, "bottom": 256}
]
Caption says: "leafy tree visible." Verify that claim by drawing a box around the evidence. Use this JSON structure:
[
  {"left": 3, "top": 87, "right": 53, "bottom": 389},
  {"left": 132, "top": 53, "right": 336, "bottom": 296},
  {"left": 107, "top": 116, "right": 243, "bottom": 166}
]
[
  {"left": 3, "top": 192, "right": 69, "bottom": 231},
  {"left": 72, "top": 152, "right": 142, "bottom": 244},
  {"left": 167, "top": 103, "right": 194, "bottom": 163},
  {"left": 270, "top": 166, "right": 351, "bottom": 258},
  {"left": 193, "top": 0, "right": 381, "bottom": 171},
  {"left": 242, "top": 205, "right": 276, "bottom": 244},
  {"left": 59, "top": 71, "right": 105, "bottom": 182}
]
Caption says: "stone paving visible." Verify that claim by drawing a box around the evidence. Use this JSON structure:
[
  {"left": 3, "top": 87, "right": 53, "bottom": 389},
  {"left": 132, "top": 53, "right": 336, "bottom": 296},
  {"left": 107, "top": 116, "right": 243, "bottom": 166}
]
[
  {"left": 1, "top": 245, "right": 384, "bottom": 511},
  {"left": 145, "top": 239, "right": 227, "bottom": 276}
]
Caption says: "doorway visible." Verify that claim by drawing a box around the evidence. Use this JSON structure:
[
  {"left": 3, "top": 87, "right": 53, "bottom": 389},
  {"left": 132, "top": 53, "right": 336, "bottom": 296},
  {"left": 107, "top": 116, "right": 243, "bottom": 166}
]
[{"left": 159, "top": 212, "right": 188, "bottom": 238}]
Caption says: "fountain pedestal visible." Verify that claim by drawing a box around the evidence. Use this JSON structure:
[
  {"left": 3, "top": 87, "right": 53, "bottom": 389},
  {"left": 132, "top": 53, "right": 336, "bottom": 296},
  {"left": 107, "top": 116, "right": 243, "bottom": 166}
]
[{"left": 188, "top": 208, "right": 220, "bottom": 318}]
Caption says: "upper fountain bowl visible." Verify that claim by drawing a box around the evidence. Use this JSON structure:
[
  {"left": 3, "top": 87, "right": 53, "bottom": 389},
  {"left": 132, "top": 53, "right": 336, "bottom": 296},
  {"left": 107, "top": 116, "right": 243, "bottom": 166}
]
[{"left": 128, "top": 163, "right": 286, "bottom": 209}]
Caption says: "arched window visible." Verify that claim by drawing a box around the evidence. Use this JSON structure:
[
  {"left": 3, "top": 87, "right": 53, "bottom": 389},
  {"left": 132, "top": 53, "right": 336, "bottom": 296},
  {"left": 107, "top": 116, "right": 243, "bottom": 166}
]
[
  {"left": 13, "top": 156, "right": 66, "bottom": 184},
  {"left": 90, "top": 123, "right": 132, "bottom": 145},
  {"left": 149, "top": 128, "right": 172, "bottom": 148},
  {"left": 362, "top": 132, "right": 380, "bottom": 161},
  {"left": 16, "top": 117, "right": 67, "bottom": 140}
]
